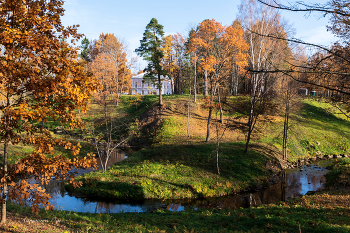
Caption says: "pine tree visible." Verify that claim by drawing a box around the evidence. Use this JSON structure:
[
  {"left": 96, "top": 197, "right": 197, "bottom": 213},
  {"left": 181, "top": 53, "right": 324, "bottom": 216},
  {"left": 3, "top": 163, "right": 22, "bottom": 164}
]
[
  {"left": 135, "top": 18, "right": 167, "bottom": 105},
  {"left": 80, "top": 36, "right": 91, "bottom": 62}
]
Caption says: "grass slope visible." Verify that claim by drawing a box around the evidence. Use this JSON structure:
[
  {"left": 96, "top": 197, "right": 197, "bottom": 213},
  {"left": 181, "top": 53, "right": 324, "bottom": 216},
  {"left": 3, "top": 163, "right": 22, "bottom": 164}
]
[
  {"left": 67, "top": 95, "right": 350, "bottom": 200},
  {"left": 260, "top": 98, "right": 350, "bottom": 161},
  {"left": 1, "top": 96, "right": 350, "bottom": 232}
]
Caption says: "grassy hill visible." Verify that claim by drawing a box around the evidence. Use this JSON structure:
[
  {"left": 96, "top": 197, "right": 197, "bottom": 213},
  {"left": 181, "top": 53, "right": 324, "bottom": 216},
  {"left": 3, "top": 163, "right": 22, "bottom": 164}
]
[
  {"left": 2, "top": 94, "right": 350, "bottom": 232},
  {"left": 66, "top": 94, "right": 350, "bottom": 200}
]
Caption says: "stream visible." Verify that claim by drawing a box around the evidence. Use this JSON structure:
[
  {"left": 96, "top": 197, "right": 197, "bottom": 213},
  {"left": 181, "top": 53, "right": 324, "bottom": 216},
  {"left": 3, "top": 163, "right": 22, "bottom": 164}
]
[{"left": 21, "top": 154, "right": 332, "bottom": 214}]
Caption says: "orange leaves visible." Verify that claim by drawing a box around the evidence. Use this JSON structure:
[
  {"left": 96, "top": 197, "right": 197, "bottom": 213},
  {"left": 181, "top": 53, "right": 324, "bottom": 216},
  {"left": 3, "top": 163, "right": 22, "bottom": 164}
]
[
  {"left": 88, "top": 33, "right": 132, "bottom": 105},
  {"left": 0, "top": 0, "right": 98, "bottom": 220},
  {"left": 188, "top": 19, "right": 249, "bottom": 84},
  {"left": 201, "top": 96, "right": 220, "bottom": 109}
]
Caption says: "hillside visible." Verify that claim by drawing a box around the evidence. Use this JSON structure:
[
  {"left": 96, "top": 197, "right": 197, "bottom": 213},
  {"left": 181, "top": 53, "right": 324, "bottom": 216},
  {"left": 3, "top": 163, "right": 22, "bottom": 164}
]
[{"left": 66, "top": 94, "right": 350, "bottom": 200}]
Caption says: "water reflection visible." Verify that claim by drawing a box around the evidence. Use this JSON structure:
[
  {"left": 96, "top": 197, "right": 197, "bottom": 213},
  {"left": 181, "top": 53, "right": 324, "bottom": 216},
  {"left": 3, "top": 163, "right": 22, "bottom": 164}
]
[{"left": 24, "top": 158, "right": 331, "bottom": 214}]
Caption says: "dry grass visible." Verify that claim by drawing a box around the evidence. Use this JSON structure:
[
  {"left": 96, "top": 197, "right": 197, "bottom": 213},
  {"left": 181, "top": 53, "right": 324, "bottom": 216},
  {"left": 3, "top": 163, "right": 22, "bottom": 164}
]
[{"left": 0, "top": 211, "right": 69, "bottom": 233}]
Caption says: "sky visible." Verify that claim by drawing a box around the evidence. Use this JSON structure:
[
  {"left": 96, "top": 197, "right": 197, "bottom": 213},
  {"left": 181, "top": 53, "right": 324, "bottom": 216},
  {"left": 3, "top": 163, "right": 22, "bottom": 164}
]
[{"left": 61, "top": 0, "right": 337, "bottom": 71}]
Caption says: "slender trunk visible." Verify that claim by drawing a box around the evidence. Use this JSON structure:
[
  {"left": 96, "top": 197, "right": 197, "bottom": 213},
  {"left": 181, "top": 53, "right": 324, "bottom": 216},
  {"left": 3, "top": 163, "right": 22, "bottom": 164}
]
[
  {"left": 158, "top": 73, "right": 162, "bottom": 106},
  {"left": 218, "top": 88, "right": 223, "bottom": 124},
  {"left": 103, "top": 102, "right": 109, "bottom": 172},
  {"left": 1, "top": 139, "right": 8, "bottom": 224},
  {"left": 231, "top": 71, "right": 234, "bottom": 95},
  {"left": 206, "top": 107, "right": 212, "bottom": 142},
  {"left": 174, "top": 74, "right": 178, "bottom": 94},
  {"left": 171, "top": 78, "right": 174, "bottom": 94},
  {"left": 187, "top": 88, "right": 191, "bottom": 137},
  {"left": 116, "top": 81, "right": 119, "bottom": 107},
  {"left": 178, "top": 67, "right": 182, "bottom": 95},
  {"left": 216, "top": 124, "right": 220, "bottom": 175},
  {"left": 282, "top": 90, "right": 290, "bottom": 160},
  {"left": 206, "top": 82, "right": 215, "bottom": 142},
  {"left": 204, "top": 70, "right": 208, "bottom": 96},
  {"left": 194, "top": 61, "right": 197, "bottom": 102},
  {"left": 245, "top": 96, "right": 255, "bottom": 153},
  {"left": 232, "top": 64, "right": 238, "bottom": 96}
]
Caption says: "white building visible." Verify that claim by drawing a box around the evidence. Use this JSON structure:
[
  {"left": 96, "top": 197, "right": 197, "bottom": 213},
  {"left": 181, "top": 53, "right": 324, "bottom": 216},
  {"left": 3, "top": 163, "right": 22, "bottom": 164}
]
[{"left": 130, "top": 73, "right": 173, "bottom": 95}]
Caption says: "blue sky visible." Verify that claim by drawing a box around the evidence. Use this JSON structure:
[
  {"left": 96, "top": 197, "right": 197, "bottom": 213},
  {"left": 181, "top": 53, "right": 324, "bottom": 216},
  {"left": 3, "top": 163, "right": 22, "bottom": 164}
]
[{"left": 61, "top": 0, "right": 337, "bottom": 71}]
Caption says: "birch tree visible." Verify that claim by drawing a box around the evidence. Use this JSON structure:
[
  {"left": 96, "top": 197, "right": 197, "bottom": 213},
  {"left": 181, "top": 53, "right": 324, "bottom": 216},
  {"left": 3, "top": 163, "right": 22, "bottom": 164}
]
[{"left": 239, "top": 0, "right": 290, "bottom": 152}]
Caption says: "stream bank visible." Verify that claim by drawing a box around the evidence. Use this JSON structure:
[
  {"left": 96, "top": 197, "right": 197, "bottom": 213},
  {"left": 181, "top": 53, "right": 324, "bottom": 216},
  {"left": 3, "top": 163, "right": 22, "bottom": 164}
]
[
  {"left": 28, "top": 155, "right": 332, "bottom": 214},
  {"left": 6, "top": 157, "right": 350, "bottom": 233}
]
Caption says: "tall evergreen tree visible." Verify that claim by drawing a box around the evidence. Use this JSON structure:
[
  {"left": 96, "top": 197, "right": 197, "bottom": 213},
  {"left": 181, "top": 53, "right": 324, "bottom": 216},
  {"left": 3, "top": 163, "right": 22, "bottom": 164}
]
[
  {"left": 80, "top": 36, "right": 90, "bottom": 62},
  {"left": 135, "top": 18, "right": 167, "bottom": 105}
]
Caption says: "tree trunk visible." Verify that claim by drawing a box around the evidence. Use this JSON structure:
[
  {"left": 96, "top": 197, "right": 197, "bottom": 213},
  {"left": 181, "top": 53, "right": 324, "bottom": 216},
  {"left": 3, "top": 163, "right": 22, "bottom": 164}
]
[
  {"left": 282, "top": 90, "right": 290, "bottom": 160},
  {"left": 232, "top": 64, "right": 238, "bottom": 96},
  {"left": 187, "top": 88, "right": 191, "bottom": 137},
  {"left": 116, "top": 85, "right": 119, "bottom": 107},
  {"left": 171, "top": 77, "right": 174, "bottom": 94},
  {"left": 245, "top": 96, "right": 256, "bottom": 153},
  {"left": 158, "top": 73, "right": 163, "bottom": 106},
  {"left": 206, "top": 83, "right": 215, "bottom": 142},
  {"left": 178, "top": 67, "right": 182, "bottom": 95},
  {"left": 194, "top": 61, "right": 197, "bottom": 102},
  {"left": 204, "top": 70, "right": 208, "bottom": 96},
  {"left": 206, "top": 107, "right": 212, "bottom": 142},
  {"left": 218, "top": 88, "right": 223, "bottom": 124},
  {"left": 216, "top": 124, "right": 220, "bottom": 175},
  {"left": 1, "top": 139, "right": 8, "bottom": 224}
]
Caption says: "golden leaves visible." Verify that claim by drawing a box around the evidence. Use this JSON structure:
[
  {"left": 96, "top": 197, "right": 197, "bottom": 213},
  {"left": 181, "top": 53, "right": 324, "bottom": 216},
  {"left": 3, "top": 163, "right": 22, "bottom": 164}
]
[
  {"left": 0, "top": 0, "right": 98, "bottom": 218},
  {"left": 188, "top": 19, "right": 249, "bottom": 82},
  {"left": 88, "top": 33, "right": 132, "bottom": 105}
]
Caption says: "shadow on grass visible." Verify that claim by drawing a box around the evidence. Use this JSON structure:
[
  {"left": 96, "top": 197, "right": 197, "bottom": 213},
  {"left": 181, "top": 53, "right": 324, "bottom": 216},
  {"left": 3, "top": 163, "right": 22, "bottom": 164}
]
[
  {"left": 65, "top": 179, "right": 145, "bottom": 201},
  {"left": 300, "top": 103, "right": 350, "bottom": 137}
]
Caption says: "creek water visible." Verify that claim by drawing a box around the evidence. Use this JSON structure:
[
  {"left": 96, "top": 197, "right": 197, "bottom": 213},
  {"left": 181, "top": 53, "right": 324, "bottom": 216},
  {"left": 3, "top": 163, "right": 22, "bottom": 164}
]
[{"left": 22, "top": 155, "right": 332, "bottom": 214}]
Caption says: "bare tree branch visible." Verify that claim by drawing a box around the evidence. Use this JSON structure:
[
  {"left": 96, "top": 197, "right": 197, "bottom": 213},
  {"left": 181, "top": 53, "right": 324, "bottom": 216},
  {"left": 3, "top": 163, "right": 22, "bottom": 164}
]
[
  {"left": 257, "top": 0, "right": 350, "bottom": 17},
  {"left": 245, "top": 28, "right": 350, "bottom": 65}
]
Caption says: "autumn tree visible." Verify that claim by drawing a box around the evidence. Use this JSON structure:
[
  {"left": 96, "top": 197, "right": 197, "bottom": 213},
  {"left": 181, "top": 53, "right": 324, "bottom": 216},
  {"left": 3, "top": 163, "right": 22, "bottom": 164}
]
[
  {"left": 160, "top": 33, "right": 188, "bottom": 95},
  {"left": 99, "top": 34, "right": 132, "bottom": 105},
  {"left": 188, "top": 19, "right": 249, "bottom": 142},
  {"left": 135, "top": 18, "right": 167, "bottom": 106},
  {"left": 0, "top": 0, "right": 97, "bottom": 223},
  {"left": 160, "top": 35, "right": 175, "bottom": 93},
  {"left": 88, "top": 33, "right": 133, "bottom": 172},
  {"left": 186, "top": 29, "right": 200, "bottom": 102}
]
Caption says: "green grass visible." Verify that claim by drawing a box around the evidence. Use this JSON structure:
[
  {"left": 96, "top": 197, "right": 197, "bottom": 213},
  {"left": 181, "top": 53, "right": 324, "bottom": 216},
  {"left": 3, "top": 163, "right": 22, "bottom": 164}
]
[
  {"left": 66, "top": 96, "right": 350, "bottom": 199},
  {"left": 67, "top": 142, "right": 279, "bottom": 200},
  {"left": 5, "top": 196, "right": 350, "bottom": 232},
  {"left": 325, "top": 157, "right": 350, "bottom": 188},
  {"left": 259, "top": 98, "right": 350, "bottom": 162}
]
